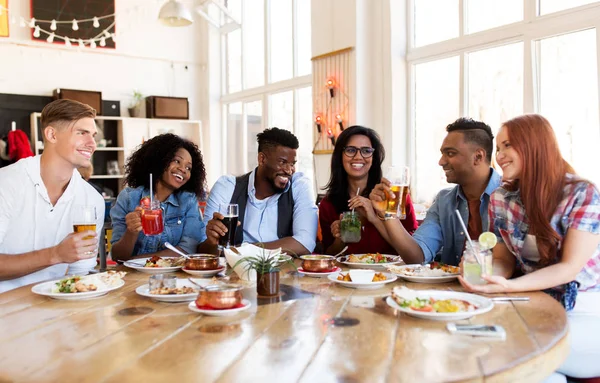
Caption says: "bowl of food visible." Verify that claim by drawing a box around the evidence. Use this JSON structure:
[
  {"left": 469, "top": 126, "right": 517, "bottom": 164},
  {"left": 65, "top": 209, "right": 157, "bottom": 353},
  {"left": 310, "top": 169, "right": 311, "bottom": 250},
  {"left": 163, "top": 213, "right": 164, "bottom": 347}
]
[
  {"left": 195, "top": 283, "right": 244, "bottom": 309},
  {"left": 185, "top": 255, "right": 220, "bottom": 270},
  {"left": 300, "top": 255, "right": 336, "bottom": 272}
]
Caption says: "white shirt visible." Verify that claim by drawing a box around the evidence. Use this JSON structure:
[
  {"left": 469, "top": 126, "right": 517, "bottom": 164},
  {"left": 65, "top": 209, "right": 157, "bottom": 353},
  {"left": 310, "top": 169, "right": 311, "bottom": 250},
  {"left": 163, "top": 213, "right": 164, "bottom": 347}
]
[{"left": 0, "top": 156, "right": 105, "bottom": 293}]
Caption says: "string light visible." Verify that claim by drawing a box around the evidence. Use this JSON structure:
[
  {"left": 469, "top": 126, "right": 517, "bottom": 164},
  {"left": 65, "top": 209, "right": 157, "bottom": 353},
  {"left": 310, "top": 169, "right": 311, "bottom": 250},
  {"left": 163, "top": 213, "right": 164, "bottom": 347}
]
[
  {"left": 326, "top": 78, "right": 336, "bottom": 98},
  {"left": 336, "top": 114, "right": 344, "bottom": 131},
  {"left": 0, "top": 5, "right": 122, "bottom": 49},
  {"left": 315, "top": 115, "right": 323, "bottom": 133}
]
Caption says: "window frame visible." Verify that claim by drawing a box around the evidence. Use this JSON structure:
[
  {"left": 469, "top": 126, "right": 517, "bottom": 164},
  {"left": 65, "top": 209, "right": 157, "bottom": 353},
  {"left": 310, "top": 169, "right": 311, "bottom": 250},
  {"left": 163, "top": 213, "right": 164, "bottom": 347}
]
[{"left": 407, "top": 0, "right": 600, "bottom": 201}]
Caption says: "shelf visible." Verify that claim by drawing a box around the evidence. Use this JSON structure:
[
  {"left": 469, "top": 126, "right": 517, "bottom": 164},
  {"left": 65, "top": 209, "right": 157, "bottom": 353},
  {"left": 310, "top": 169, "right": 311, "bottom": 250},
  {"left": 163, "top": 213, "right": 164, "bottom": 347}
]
[
  {"left": 90, "top": 175, "right": 125, "bottom": 179},
  {"left": 95, "top": 147, "right": 125, "bottom": 151}
]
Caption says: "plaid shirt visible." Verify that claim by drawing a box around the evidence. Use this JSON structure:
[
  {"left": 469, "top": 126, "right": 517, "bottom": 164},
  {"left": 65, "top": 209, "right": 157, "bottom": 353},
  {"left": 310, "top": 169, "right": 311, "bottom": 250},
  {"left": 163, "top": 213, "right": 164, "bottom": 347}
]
[{"left": 489, "top": 174, "right": 600, "bottom": 311}]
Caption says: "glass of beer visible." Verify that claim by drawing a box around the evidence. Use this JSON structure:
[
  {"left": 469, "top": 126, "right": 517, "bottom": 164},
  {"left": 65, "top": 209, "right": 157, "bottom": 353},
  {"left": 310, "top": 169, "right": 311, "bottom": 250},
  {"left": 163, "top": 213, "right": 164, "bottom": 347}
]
[
  {"left": 218, "top": 203, "right": 239, "bottom": 248},
  {"left": 141, "top": 200, "right": 164, "bottom": 236},
  {"left": 73, "top": 205, "right": 97, "bottom": 240},
  {"left": 385, "top": 166, "right": 410, "bottom": 219}
]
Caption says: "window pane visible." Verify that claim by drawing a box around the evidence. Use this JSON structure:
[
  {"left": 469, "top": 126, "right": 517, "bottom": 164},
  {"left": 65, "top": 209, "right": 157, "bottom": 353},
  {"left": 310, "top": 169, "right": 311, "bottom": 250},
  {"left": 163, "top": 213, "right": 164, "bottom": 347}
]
[
  {"left": 246, "top": 101, "right": 263, "bottom": 171},
  {"left": 414, "top": 57, "right": 460, "bottom": 204},
  {"left": 226, "top": 103, "right": 243, "bottom": 174},
  {"left": 269, "top": 0, "right": 293, "bottom": 82},
  {"left": 296, "top": 0, "right": 312, "bottom": 76},
  {"left": 467, "top": 43, "right": 523, "bottom": 136},
  {"left": 539, "top": 0, "right": 599, "bottom": 15},
  {"left": 226, "top": 0, "right": 242, "bottom": 21},
  {"left": 269, "top": 91, "right": 294, "bottom": 131},
  {"left": 539, "top": 29, "right": 600, "bottom": 186},
  {"left": 296, "top": 87, "right": 315, "bottom": 188},
  {"left": 227, "top": 29, "right": 242, "bottom": 93},
  {"left": 414, "top": 0, "right": 459, "bottom": 47},
  {"left": 466, "top": 0, "right": 522, "bottom": 34},
  {"left": 243, "top": 0, "right": 265, "bottom": 89}
]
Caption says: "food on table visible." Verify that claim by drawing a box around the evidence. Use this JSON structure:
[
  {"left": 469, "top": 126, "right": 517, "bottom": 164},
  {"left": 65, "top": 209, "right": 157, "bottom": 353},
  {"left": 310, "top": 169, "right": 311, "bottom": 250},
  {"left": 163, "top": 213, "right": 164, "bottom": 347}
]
[
  {"left": 149, "top": 286, "right": 198, "bottom": 295},
  {"left": 392, "top": 286, "right": 478, "bottom": 313},
  {"left": 52, "top": 271, "right": 127, "bottom": 294},
  {"left": 337, "top": 272, "right": 387, "bottom": 282},
  {"left": 144, "top": 255, "right": 184, "bottom": 268},
  {"left": 388, "top": 262, "right": 459, "bottom": 277},
  {"left": 346, "top": 253, "right": 390, "bottom": 264}
]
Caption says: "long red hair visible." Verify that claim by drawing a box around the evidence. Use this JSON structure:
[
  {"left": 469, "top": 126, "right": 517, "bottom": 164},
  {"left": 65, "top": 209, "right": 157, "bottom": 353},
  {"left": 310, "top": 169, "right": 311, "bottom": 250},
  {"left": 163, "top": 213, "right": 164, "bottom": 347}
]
[{"left": 501, "top": 114, "right": 575, "bottom": 264}]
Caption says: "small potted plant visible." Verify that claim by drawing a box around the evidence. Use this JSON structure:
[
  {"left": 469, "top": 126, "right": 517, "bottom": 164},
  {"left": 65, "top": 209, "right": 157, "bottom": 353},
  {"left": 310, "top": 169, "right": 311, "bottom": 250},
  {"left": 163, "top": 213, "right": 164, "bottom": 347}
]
[
  {"left": 128, "top": 90, "right": 144, "bottom": 117},
  {"left": 230, "top": 247, "right": 296, "bottom": 296}
]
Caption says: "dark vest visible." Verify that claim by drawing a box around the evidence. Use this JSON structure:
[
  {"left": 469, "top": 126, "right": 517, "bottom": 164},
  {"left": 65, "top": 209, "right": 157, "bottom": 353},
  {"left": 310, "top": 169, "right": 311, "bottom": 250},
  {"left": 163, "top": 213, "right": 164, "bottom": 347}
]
[{"left": 230, "top": 170, "right": 294, "bottom": 246}]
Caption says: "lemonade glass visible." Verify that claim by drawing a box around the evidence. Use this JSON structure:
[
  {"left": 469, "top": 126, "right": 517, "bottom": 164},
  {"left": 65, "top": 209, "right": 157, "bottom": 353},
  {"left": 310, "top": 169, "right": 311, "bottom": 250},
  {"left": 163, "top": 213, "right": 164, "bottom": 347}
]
[{"left": 462, "top": 241, "right": 493, "bottom": 285}]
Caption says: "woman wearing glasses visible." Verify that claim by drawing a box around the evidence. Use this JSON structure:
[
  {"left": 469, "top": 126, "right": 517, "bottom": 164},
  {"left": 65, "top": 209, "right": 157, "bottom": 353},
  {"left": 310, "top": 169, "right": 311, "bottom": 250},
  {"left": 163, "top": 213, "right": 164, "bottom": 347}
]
[{"left": 319, "top": 126, "right": 418, "bottom": 255}]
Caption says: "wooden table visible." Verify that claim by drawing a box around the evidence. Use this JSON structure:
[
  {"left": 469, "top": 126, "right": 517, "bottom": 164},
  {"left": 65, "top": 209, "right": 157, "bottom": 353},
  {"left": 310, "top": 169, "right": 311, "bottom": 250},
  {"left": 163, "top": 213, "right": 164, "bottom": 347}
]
[{"left": 0, "top": 264, "right": 569, "bottom": 383}]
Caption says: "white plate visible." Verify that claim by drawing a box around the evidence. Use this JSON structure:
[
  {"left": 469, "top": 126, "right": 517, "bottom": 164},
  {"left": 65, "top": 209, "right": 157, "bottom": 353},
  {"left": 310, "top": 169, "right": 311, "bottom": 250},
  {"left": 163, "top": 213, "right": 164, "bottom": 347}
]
[
  {"left": 297, "top": 266, "right": 341, "bottom": 278},
  {"left": 182, "top": 266, "right": 226, "bottom": 277},
  {"left": 187, "top": 299, "right": 251, "bottom": 316},
  {"left": 31, "top": 278, "right": 125, "bottom": 300},
  {"left": 123, "top": 257, "right": 183, "bottom": 274},
  {"left": 328, "top": 272, "right": 397, "bottom": 289},
  {"left": 135, "top": 279, "right": 199, "bottom": 302},
  {"left": 388, "top": 264, "right": 459, "bottom": 283},
  {"left": 385, "top": 291, "right": 494, "bottom": 321},
  {"left": 337, "top": 254, "right": 404, "bottom": 270}
]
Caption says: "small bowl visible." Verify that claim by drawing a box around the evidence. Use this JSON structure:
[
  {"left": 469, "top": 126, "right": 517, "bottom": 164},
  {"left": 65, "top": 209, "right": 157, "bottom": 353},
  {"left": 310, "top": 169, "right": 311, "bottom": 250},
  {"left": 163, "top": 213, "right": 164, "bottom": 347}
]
[
  {"left": 300, "top": 255, "right": 336, "bottom": 272},
  {"left": 195, "top": 283, "right": 244, "bottom": 309},
  {"left": 185, "top": 255, "right": 220, "bottom": 270},
  {"left": 348, "top": 269, "right": 376, "bottom": 283}
]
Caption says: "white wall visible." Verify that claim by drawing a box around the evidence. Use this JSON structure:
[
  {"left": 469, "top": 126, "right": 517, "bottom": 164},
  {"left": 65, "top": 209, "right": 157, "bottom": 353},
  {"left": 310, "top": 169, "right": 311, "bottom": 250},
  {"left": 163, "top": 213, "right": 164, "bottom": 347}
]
[
  {"left": 0, "top": 0, "right": 220, "bottom": 184},
  {"left": 310, "top": 0, "right": 407, "bottom": 190}
]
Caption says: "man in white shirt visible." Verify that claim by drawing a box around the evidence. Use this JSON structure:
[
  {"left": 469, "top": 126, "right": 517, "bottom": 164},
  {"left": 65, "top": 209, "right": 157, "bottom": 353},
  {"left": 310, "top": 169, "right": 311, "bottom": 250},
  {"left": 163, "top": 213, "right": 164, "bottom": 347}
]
[{"left": 0, "top": 99, "right": 105, "bottom": 293}]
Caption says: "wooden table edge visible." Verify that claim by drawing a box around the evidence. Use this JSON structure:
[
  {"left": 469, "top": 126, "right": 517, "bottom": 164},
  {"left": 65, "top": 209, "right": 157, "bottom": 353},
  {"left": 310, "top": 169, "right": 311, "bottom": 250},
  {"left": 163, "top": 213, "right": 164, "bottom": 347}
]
[{"left": 483, "top": 330, "right": 570, "bottom": 383}]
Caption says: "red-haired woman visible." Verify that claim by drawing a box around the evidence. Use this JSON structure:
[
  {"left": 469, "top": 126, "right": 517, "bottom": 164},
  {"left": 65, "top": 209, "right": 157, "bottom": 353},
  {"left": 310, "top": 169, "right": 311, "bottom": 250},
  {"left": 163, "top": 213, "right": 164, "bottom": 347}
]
[{"left": 459, "top": 114, "right": 600, "bottom": 380}]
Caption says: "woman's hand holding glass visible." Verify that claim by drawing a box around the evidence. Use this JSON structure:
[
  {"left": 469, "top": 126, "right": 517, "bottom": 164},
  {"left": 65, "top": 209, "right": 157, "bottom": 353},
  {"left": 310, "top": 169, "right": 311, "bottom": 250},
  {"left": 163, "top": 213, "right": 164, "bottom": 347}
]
[
  {"left": 458, "top": 274, "right": 514, "bottom": 294},
  {"left": 125, "top": 207, "right": 143, "bottom": 234},
  {"left": 348, "top": 195, "right": 377, "bottom": 223}
]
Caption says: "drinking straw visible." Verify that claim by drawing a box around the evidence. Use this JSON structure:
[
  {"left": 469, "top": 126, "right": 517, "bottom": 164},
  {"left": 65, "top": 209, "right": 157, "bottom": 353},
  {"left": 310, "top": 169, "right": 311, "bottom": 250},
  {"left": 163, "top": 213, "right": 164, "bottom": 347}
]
[
  {"left": 454, "top": 209, "right": 481, "bottom": 265},
  {"left": 149, "top": 173, "right": 153, "bottom": 206},
  {"left": 352, "top": 187, "right": 360, "bottom": 215}
]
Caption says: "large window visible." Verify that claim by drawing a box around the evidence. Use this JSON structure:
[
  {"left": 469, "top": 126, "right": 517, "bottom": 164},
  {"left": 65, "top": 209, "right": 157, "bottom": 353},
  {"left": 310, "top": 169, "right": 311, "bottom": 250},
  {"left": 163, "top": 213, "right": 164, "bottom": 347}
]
[
  {"left": 409, "top": 1, "right": 600, "bottom": 203},
  {"left": 221, "top": 0, "right": 313, "bottom": 188}
]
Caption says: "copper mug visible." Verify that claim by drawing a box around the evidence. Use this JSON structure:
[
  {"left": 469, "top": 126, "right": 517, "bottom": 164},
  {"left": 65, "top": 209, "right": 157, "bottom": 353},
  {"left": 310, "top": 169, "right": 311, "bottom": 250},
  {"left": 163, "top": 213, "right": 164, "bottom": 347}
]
[
  {"left": 185, "top": 255, "right": 220, "bottom": 270},
  {"left": 300, "top": 255, "right": 336, "bottom": 272},
  {"left": 195, "top": 284, "right": 243, "bottom": 309}
]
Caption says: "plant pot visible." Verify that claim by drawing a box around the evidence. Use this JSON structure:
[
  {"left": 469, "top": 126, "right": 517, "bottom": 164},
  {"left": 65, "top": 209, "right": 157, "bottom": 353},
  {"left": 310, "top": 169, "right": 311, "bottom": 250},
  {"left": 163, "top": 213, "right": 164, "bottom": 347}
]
[
  {"left": 128, "top": 104, "right": 142, "bottom": 118},
  {"left": 256, "top": 271, "right": 280, "bottom": 296}
]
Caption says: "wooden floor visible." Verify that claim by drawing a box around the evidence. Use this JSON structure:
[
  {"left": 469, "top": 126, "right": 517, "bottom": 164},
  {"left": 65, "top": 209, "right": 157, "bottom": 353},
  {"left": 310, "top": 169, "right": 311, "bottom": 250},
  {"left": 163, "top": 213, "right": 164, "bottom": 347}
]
[{"left": 0, "top": 263, "right": 569, "bottom": 383}]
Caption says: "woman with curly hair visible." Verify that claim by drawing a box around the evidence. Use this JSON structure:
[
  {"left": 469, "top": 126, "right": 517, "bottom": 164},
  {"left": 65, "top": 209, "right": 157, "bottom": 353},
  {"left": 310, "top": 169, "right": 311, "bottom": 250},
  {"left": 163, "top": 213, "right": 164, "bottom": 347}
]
[
  {"left": 319, "top": 125, "right": 418, "bottom": 255},
  {"left": 110, "top": 134, "right": 207, "bottom": 260},
  {"left": 458, "top": 114, "right": 600, "bottom": 380}
]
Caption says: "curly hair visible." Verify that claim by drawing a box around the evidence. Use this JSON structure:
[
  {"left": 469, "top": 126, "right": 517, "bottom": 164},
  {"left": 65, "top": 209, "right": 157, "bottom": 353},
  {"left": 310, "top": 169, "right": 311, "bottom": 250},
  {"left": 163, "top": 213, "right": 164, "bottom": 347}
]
[
  {"left": 446, "top": 117, "right": 494, "bottom": 163},
  {"left": 124, "top": 133, "right": 206, "bottom": 198},
  {"left": 323, "top": 125, "right": 385, "bottom": 213},
  {"left": 257, "top": 127, "right": 299, "bottom": 153}
]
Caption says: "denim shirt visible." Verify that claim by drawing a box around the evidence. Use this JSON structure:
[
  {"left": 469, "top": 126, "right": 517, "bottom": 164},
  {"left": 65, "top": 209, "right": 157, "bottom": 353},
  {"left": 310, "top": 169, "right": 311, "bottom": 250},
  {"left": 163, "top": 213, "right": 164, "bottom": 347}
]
[
  {"left": 413, "top": 169, "right": 502, "bottom": 266},
  {"left": 110, "top": 186, "right": 206, "bottom": 256}
]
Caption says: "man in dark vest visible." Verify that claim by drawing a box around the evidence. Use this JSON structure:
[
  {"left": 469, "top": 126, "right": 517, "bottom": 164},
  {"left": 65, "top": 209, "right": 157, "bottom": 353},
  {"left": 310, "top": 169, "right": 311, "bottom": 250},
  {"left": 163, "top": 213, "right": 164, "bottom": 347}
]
[{"left": 198, "top": 128, "right": 317, "bottom": 256}]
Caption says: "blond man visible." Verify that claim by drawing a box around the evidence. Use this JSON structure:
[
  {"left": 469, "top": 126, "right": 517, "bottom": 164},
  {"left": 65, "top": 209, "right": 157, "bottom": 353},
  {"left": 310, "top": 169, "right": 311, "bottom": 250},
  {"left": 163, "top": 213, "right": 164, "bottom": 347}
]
[{"left": 0, "top": 99, "right": 105, "bottom": 293}]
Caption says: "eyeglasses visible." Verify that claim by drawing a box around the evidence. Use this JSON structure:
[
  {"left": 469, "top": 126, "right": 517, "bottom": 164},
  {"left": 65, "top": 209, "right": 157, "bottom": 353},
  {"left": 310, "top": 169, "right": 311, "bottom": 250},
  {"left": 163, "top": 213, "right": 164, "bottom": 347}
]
[{"left": 343, "top": 146, "right": 375, "bottom": 158}]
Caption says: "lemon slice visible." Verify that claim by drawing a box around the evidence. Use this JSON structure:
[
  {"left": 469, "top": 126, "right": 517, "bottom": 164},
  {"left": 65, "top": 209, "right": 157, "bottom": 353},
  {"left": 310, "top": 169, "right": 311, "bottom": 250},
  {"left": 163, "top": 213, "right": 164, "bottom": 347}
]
[{"left": 478, "top": 232, "right": 497, "bottom": 250}]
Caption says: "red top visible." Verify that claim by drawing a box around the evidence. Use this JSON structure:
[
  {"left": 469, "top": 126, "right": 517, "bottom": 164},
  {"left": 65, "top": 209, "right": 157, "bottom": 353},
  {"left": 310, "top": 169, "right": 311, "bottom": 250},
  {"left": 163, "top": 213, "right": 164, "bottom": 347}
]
[{"left": 318, "top": 194, "right": 419, "bottom": 255}]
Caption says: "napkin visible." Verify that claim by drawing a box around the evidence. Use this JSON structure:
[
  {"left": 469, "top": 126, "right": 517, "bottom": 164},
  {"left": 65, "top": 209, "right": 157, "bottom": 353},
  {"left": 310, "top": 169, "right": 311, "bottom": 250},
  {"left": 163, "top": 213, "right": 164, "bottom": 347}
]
[{"left": 223, "top": 243, "right": 282, "bottom": 282}]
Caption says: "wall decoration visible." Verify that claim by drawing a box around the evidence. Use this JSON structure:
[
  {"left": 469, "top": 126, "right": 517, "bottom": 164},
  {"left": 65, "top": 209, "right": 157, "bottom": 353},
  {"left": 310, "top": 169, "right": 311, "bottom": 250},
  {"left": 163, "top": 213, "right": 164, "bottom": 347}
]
[
  {"left": 30, "top": 0, "right": 116, "bottom": 48},
  {"left": 311, "top": 47, "right": 354, "bottom": 153},
  {"left": 0, "top": 0, "right": 8, "bottom": 37}
]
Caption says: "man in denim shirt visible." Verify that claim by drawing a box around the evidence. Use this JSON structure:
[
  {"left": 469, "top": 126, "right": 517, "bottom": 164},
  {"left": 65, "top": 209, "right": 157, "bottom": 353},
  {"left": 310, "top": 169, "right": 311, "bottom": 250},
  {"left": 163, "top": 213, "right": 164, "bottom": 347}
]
[{"left": 370, "top": 118, "right": 501, "bottom": 266}]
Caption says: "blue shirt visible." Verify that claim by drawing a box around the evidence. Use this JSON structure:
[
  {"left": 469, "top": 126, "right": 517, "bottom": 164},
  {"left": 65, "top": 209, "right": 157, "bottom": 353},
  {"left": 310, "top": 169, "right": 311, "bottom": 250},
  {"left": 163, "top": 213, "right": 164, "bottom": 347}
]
[
  {"left": 414, "top": 169, "right": 502, "bottom": 266},
  {"left": 203, "top": 170, "right": 318, "bottom": 252},
  {"left": 110, "top": 186, "right": 206, "bottom": 256}
]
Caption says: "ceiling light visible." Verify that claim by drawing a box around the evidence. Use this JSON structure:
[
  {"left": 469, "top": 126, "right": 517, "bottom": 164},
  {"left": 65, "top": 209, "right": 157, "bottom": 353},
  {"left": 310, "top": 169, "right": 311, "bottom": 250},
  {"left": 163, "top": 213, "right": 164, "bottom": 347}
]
[{"left": 158, "top": 0, "right": 193, "bottom": 27}]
